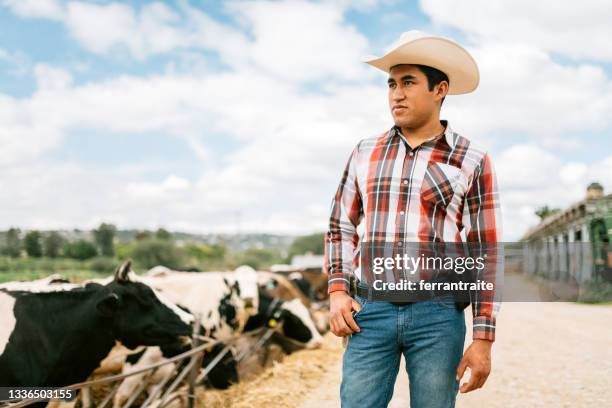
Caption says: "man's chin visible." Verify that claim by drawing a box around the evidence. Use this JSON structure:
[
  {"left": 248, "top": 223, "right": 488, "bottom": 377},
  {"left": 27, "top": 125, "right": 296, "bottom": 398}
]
[{"left": 392, "top": 118, "right": 415, "bottom": 128}]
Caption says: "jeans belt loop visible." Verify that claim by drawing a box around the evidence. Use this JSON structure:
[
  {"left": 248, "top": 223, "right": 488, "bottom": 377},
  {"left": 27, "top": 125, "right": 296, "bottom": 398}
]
[{"left": 367, "top": 286, "right": 373, "bottom": 302}]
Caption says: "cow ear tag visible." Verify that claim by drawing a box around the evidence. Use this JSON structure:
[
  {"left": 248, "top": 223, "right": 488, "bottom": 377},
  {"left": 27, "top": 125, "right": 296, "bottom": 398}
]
[{"left": 268, "top": 319, "right": 278, "bottom": 328}]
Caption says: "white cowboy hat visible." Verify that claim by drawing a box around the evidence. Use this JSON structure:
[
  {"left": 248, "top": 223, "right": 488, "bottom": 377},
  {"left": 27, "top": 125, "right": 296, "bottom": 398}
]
[{"left": 364, "top": 30, "right": 479, "bottom": 95}]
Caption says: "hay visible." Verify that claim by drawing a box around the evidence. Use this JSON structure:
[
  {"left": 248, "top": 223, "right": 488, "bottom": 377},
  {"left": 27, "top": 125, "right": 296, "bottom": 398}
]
[{"left": 196, "top": 332, "right": 342, "bottom": 408}]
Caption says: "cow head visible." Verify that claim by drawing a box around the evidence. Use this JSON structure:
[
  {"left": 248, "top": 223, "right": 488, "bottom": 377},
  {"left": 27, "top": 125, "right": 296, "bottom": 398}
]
[
  {"left": 248, "top": 289, "right": 323, "bottom": 349},
  {"left": 218, "top": 277, "right": 247, "bottom": 333},
  {"left": 278, "top": 299, "right": 324, "bottom": 349},
  {"left": 96, "top": 260, "right": 194, "bottom": 349}
]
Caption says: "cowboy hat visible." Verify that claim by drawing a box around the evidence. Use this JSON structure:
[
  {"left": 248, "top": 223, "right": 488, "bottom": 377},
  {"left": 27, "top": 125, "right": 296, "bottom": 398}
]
[{"left": 364, "top": 30, "right": 479, "bottom": 95}]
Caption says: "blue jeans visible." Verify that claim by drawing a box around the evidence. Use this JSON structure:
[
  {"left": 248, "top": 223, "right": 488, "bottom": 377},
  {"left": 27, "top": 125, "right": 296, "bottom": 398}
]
[{"left": 340, "top": 288, "right": 466, "bottom": 408}]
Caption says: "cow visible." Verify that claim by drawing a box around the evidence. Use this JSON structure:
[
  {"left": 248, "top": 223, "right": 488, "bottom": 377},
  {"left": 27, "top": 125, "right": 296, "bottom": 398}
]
[
  {"left": 0, "top": 261, "right": 194, "bottom": 401},
  {"left": 140, "top": 271, "right": 254, "bottom": 340},
  {"left": 288, "top": 271, "right": 315, "bottom": 299},
  {"left": 257, "top": 271, "right": 329, "bottom": 334},
  {"left": 257, "top": 271, "right": 311, "bottom": 307},
  {"left": 244, "top": 286, "right": 323, "bottom": 350},
  {"left": 112, "top": 272, "right": 324, "bottom": 406},
  {"left": 111, "top": 270, "right": 253, "bottom": 407}
]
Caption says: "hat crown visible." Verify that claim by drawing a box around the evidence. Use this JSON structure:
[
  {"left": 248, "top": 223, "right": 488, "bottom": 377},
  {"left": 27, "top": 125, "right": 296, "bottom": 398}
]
[{"left": 385, "top": 30, "right": 429, "bottom": 53}]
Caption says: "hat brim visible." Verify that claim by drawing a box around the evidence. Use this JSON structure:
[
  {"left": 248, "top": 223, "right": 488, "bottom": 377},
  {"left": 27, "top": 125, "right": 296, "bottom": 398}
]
[{"left": 364, "top": 36, "right": 479, "bottom": 95}]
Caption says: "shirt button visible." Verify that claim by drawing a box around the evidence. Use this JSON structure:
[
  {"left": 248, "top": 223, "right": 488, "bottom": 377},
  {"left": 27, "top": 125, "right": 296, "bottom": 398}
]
[
  {"left": 398, "top": 241, "right": 403, "bottom": 246},
  {"left": 400, "top": 211, "right": 405, "bottom": 215},
  {"left": 403, "top": 179, "right": 408, "bottom": 185},
  {"left": 409, "top": 151, "right": 414, "bottom": 156}
]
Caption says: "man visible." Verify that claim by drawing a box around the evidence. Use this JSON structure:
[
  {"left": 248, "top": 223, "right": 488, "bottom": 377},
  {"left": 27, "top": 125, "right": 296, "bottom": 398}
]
[{"left": 324, "top": 31, "right": 502, "bottom": 407}]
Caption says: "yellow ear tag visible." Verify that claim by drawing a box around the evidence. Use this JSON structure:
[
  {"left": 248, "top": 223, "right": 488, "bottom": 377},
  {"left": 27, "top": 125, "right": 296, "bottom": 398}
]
[
  {"left": 206, "top": 346, "right": 213, "bottom": 353},
  {"left": 268, "top": 319, "right": 278, "bottom": 328}
]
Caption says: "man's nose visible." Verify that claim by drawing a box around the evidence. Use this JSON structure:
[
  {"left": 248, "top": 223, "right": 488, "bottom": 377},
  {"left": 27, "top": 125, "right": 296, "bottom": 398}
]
[{"left": 391, "top": 87, "right": 405, "bottom": 101}]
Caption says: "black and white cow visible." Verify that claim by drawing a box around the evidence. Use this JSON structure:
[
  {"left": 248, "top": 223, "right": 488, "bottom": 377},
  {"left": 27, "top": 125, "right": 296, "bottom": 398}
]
[
  {"left": 0, "top": 261, "right": 194, "bottom": 393},
  {"left": 111, "top": 270, "right": 255, "bottom": 406},
  {"left": 244, "top": 286, "right": 323, "bottom": 350},
  {"left": 140, "top": 270, "right": 258, "bottom": 340},
  {"left": 113, "top": 272, "right": 323, "bottom": 404},
  {"left": 288, "top": 271, "right": 315, "bottom": 300}
]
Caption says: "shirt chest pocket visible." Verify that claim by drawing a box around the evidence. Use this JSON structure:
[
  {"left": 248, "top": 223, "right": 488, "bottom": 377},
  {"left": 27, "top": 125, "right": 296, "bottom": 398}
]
[{"left": 420, "top": 162, "right": 463, "bottom": 208}]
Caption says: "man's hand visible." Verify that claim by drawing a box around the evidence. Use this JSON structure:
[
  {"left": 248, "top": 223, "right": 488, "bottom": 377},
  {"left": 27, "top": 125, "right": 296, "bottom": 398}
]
[
  {"left": 329, "top": 291, "right": 362, "bottom": 337},
  {"left": 456, "top": 339, "right": 492, "bottom": 393}
]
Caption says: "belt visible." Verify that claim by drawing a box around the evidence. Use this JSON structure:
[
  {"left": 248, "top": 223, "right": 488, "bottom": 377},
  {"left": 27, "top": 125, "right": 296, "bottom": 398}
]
[
  {"left": 354, "top": 284, "right": 470, "bottom": 310},
  {"left": 355, "top": 284, "right": 416, "bottom": 305}
]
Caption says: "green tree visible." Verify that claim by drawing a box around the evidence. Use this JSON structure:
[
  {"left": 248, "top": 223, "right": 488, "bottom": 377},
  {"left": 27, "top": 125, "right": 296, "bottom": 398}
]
[
  {"left": 129, "top": 239, "right": 185, "bottom": 270},
  {"left": 43, "top": 232, "right": 64, "bottom": 258},
  {"left": 135, "top": 230, "right": 152, "bottom": 241},
  {"left": 63, "top": 239, "right": 98, "bottom": 260},
  {"left": 535, "top": 205, "right": 561, "bottom": 221},
  {"left": 155, "top": 228, "right": 172, "bottom": 240},
  {"left": 185, "top": 243, "right": 227, "bottom": 270},
  {"left": 93, "top": 223, "right": 117, "bottom": 257},
  {"left": 23, "top": 230, "right": 43, "bottom": 257},
  {"left": 288, "top": 232, "right": 325, "bottom": 260},
  {"left": 237, "top": 248, "right": 283, "bottom": 270},
  {"left": 3, "top": 228, "right": 21, "bottom": 258}
]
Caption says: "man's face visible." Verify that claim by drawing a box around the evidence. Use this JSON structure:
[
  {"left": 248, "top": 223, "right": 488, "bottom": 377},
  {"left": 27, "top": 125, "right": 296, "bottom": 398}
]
[{"left": 387, "top": 64, "right": 445, "bottom": 128}]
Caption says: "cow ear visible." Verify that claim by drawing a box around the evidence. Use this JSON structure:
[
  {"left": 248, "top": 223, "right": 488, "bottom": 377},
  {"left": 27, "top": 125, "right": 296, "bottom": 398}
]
[
  {"left": 114, "top": 260, "right": 132, "bottom": 282},
  {"left": 97, "top": 293, "right": 120, "bottom": 317}
]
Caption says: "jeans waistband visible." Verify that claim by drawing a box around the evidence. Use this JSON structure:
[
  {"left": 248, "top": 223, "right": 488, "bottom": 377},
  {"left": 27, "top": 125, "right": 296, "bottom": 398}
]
[{"left": 355, "top": 281, "right": 419, "bottom": 304}]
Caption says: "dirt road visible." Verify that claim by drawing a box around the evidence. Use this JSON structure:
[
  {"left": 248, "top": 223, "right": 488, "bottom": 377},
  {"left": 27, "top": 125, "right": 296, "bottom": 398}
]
[{"left": 298, "top": 301, "right": 612, "bottom": 407}]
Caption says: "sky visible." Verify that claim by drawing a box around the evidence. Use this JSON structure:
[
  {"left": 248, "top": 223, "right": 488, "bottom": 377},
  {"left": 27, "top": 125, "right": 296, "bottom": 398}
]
[{"left": 1, "top": 0, "right": 611, "bottom": 240}]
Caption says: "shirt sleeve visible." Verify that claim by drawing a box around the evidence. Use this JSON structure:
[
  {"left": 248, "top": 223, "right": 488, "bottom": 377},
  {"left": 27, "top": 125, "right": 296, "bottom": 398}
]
[
  {"left": 324, "top": 143, "right": 364, "bottom": 294},
  {"left": 462, "top": 152, "right": 503, "bottom": 342}
]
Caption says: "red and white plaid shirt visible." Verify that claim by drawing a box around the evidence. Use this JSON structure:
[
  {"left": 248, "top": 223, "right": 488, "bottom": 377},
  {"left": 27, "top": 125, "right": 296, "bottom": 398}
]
[{"left": 324, "top": 120, "right": 502, "bottom": 341}]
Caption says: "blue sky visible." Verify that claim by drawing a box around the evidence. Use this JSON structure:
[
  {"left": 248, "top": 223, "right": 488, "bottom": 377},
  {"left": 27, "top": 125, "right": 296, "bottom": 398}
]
[{"left": 1, "top": 0, "right": 611, "bottom": 240}]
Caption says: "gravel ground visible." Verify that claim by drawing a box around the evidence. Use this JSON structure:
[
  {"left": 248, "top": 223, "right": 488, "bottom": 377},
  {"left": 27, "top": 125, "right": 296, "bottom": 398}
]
[{"left": 298, "top": 301, "right": 612, "bottom": 408}]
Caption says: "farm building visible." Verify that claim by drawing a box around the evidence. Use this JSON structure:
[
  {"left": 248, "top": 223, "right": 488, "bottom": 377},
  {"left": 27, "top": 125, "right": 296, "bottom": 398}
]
[{"left": 521, "top": 182, "right": 612, "bottom": 283}]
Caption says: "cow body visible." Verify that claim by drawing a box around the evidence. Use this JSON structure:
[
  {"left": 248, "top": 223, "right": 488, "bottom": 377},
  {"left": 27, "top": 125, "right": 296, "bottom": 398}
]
[{"left": 141, "top": 269, "right": 259, "bottom": 340}]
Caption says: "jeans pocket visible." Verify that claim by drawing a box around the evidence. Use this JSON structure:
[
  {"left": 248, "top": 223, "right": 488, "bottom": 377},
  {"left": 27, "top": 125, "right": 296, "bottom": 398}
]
[
  {"left": 433, "top": 294, "right": 458, "bottom": 310},
  {"left": 352, "top": 294, "right": 370, "bottom": 318}
]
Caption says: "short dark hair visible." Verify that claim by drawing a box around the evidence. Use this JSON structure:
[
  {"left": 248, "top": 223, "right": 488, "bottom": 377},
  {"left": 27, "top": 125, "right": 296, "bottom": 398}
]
[
  {"left": 414, "top": 64, "right": 448, "bottom": 106},
  {"left": 391, "top": 64, "right": 449, "bottom": 106}
]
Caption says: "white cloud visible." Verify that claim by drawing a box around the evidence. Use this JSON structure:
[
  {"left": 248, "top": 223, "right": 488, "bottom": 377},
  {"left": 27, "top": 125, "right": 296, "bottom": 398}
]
[
  {"left": 420, "top": 0, "right": 612, "bottom": 61},
  {"left": 226, "top": 0, "right": 372, "bottom": 82},
  {"left": 62, "top": 1, "right": 244, "bottom": 61},
  {"left": 0, "top": 65, "right": 387, "bottom": 234},
  {"left": 127, "top": 174, "right": 191, "bottom": 199},
  {"left": 2, "top": 0, "right": 64, "bottom": 20},
  {"left": 495, "top": 144, "right": 612, "bottom": 240},
  {"left": 439, "top": 42, "right": 612, "bottom": 144},
  {"left": 33, "top": 63, "right": 73, "bottom": 90},
  {"left": 3, "top": 1, "right": 372, "bottom": 82},
  {"left": 1, "top": 0, "right": 611, "bottom": 242}
]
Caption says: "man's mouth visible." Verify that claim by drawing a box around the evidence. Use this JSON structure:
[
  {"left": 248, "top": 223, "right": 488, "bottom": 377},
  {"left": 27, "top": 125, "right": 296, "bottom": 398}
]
[{"left": 392, "top": 106, "right": 408, "bottom": 113}]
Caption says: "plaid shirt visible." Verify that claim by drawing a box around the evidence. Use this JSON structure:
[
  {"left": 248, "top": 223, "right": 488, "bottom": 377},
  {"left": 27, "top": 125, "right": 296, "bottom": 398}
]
[{"left": 324, "top": 120, "right": 502, "bottom": 341}]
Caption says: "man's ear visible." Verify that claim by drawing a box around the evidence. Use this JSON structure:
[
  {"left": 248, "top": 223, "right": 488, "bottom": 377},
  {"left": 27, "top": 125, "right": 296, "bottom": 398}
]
[
  {"left": 97, "top": 293, "right": 120, "bottom": 317},
  {"left": 435, "top": 81, "right": 449, "bottom": 100}
]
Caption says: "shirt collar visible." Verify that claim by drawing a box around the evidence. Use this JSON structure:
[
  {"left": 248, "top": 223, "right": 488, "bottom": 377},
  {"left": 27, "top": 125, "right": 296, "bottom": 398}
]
[{"left": 391, "top": 119, "right": 456, "bottom": 150}]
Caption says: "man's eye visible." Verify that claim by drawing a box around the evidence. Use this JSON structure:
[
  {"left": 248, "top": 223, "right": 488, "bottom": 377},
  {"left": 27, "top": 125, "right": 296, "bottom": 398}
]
[
  {"left": 404, "top": 80, "right": 413, "bottom": 86},
  {"left": 388, "top": 83, "right": 396, "bottom": 88}
]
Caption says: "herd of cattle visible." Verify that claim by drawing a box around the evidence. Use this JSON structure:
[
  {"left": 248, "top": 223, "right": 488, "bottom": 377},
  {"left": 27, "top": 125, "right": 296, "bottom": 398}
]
[{"left": 0, "top": 261, "right": 330, "bottom": 407}]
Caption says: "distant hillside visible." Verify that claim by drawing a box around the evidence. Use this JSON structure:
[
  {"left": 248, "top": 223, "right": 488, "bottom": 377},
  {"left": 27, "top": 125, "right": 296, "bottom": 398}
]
[{"left": 0, "top": 229, "right": 296, "bottom": 253}]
